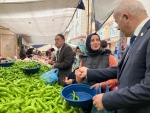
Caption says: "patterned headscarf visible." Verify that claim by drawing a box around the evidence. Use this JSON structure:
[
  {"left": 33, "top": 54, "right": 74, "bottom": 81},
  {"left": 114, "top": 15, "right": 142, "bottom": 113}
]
[{"left": 77, "top": 44, "right": 86, "bottom": 54}]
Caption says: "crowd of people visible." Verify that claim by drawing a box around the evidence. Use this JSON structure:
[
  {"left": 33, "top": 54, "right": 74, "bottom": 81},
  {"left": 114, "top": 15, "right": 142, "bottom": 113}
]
[
  {"left": 46, "top": 32, "right": 118, "bottom": 113},
  {"left": 46, "top": 0, "right": 150, "bottom": 113},
  {"left": 18, "top": 0, "right": 150, "bottom": 112},
  {"left": 19, "top": 46, "right": 56, "bottom": 61}
]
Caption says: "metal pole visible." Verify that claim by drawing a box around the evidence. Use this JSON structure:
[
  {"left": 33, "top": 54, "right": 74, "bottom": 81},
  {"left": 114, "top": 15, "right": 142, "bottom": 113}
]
[{"left": 87, "top": 0, "right": 89, "bottom": 35}]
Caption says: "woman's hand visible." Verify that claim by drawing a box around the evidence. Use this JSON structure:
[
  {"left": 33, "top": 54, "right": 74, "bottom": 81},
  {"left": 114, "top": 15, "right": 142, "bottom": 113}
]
[
  {"left": 65, "top": 79, "right": 73, "bottom": 85},
  {"left": 77, "top": 67, "right": 88, "bottom": 78},
  {"left": 75, "top": 69, "right": 83, "bottom": 83},
  {"left": 90, "top": 83, "right": 101, "bottom": 90},
  {"left": 75, "top": 69, "right": 80, "bottom": 76},
  {"left": 63, "top": 77, "right": 73, "bottom": 85}
]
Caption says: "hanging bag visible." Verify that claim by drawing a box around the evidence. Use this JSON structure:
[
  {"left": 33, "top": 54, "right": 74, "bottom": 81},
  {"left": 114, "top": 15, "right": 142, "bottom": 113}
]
[
  {"left": 39, "top": 68, "right": 59, "bottom": 85},
  {"left": 91, "top": 82, "right": 115, "bottom": 113}
]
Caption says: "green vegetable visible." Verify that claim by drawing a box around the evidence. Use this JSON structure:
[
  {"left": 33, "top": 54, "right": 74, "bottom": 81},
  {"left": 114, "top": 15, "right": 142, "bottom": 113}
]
[
  {"left": 75, "top": 95, "right": 80, "bottom": 100},
  {"left": 23, "top": 61, "right": 40, "bottom": 69},
  {"left": 22, "top": 106, "right": 37, "bottom": 113},
  {"left": 36, "top": 98, "right": 48, "bottom": 110},
  {"left": 72, "top": 90, "right": 80, "bottom": 100},
  {"left": 0, "top": 92, "right": 14, "bottom": 99},
  {"left": 0, "top": 61, "right": 82, "bottom": 112}
]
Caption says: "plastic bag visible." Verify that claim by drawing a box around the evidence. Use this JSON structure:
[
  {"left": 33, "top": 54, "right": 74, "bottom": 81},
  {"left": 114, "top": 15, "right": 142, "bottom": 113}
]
[
  {"left": 40, "top": 68, "right": 59, "bottom": 85},
  {"left": 91, "top": 82, "right": 115, "bottom": 113}
]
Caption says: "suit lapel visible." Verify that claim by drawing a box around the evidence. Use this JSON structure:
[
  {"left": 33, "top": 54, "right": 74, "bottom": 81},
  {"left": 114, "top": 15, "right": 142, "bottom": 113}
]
[
  {"left": 118, "top": 47, "right": 129, "bottom": 67},
  {"left": 118, "top": 47, "right": 129, "bottom": 76},
  {"left": 118, "top": 19, "right": 150, "bottom": 78},
  {"left": 58, "top": 43, "right": 65, "bottom": 62}
]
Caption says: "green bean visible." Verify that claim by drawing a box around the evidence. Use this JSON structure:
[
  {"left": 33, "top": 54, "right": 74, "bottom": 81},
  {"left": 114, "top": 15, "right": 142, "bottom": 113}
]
[
  {"left": 72, "top": 91, "right": 76, "bottom": 100},
  {"left": 72, "top": 90, "right": 80, "bottom": 100},
  {"left": 36, "top": 98, "right": 48, "bottom": 110},
  {"left": 22, "top": 106, "right": 37, "bottom": 113},
  {"left": 0, "top": 92, "right": 14, "bottom": 99},
  {"left": 0, "top": 87, "right": 12, "bottom": 94},
  {"left": 75, "top": 95, "right": 80, "bottom": 100},
  {"left": 13, "top": 87, "right": 25, "bottom": 96}
]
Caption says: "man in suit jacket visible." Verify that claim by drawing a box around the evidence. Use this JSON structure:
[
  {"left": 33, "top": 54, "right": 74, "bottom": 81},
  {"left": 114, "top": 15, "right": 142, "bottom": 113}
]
[
  {"left": 49, "top": 34, "right": 74, "bottom": 86},
  {"left": 76, "top": 0, "right": 150, "bottom": 113}
]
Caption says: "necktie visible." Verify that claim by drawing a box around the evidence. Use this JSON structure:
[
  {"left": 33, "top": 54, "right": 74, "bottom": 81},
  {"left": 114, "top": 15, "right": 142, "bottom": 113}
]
[
  {"left": 56, "top": 50, "right": 60, "bottom": 62},
  {"left": 129, "top": 34, "right": 136, "bottom": 48},
  {"left": 123, "top": 34, "right": 136, "bottom": 63}
]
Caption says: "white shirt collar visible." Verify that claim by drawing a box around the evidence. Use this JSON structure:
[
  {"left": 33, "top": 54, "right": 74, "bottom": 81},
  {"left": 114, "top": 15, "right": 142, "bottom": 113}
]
[
  {"left": 57, "top": 44, "right": 64, "bottom": 52},
  {"left": 134, "top": 17, "right": 150, "bottom": 36}
]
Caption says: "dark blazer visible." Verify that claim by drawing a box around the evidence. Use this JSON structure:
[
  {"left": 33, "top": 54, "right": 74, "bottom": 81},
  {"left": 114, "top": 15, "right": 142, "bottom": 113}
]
[
  {"left": 87, "top": 19, "right": 150, "bottom": 113},
  {"left": 54, "top": 43, "right": 74, "bottom": 86}
]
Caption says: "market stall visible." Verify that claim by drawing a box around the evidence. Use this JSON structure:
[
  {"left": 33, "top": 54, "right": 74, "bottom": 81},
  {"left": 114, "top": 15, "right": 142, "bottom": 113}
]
[{"left": 0, "top": 60, "right": 82, "bottom": 112}]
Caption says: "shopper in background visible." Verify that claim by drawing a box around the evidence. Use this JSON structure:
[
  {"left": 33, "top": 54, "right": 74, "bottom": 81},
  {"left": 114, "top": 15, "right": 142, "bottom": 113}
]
[
  {"left": 26, "top": 48, "right": 34, "bottom": 58},
  {"left": 120, "top": 45, "right": 127, "bottom": 59},
  {"left": 37, "top": 51, "right": 42, "bottom": 58},
  {"left": 101, "top": 40, "right": 112, "bottom": 55},
  {"left": 101, "top": 40, "right": 108, "bottom": 48},
  {"left": 64, "top": 44, "right": 86, "bottom": 85},
  {"left": 46, "top": 48, "right": 51, "bottom": 59},
  {"left": 48, "top": 34, "right": 74, "bottom": 86},
  {"left": 19, "top": 45, "right": 26, "bottom": 60},
  {"left": 50, "top": 48, "right": 56, "bottom": 60}
]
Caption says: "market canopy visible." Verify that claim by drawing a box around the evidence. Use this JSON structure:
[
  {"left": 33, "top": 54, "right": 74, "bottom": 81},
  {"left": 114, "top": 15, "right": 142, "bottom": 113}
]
[
  {"left": 93, "top": 0, "right": 150, "bottom": 31},
  {"left": 0, "top": 0, "right": 150, "bottom": 45},
  {"left": 0, "top": 0, "right": 80, "bottom": 45}
]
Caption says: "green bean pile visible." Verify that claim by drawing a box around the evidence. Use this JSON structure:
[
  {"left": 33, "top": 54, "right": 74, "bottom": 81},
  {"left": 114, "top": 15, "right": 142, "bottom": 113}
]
[
  {"left": 22, "top": 61, "right": 41, "bottom": 69},
  {"left": 0, "top": 61, "right": 82, "bottom": 113}
]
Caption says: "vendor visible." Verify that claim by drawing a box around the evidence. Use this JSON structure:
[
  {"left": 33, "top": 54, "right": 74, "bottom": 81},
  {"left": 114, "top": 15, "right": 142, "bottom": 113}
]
[
  {"left": 19, "top": 45, "right": 26, "bottom": 60},
  {"left": 26, "top": 48, "right": 34, "bottom": 58}
]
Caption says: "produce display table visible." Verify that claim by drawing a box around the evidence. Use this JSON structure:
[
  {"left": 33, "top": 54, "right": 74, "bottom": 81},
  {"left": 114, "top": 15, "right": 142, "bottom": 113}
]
[{"left": 0, "top": 61, "right": 82, "bottom": 113}]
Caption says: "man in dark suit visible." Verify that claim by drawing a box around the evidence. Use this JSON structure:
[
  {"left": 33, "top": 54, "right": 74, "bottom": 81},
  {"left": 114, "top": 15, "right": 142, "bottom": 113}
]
[
  {"left": 49, "top": 34, "right": 74, "bottom": 86},
  {"left": 77, "top": 0, "right": 150, "bottom": 113}
]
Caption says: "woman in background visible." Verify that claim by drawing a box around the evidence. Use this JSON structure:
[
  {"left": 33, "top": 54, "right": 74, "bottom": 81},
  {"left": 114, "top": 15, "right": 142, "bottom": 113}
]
[
  {"left": 75, "top": 33, "right": 118, "bottom": 89},
  {"left": 75, "top": 33, "right": 118, "bottom": 113},
  {"left": 64, "top": 44, "right": 86, "bottom": 85}
]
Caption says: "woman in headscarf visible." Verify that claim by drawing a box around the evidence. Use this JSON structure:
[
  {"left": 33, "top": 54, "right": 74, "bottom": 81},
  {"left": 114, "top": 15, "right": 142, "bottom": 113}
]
[
  {"left": 75, "top": 33, "right": 118, "bottom": 113},
  {"left": 76, "top": 33, "right": 118, "bottom": 90},
  {"left": 64, "top": 44, "right": 86, "bottom": 85}
]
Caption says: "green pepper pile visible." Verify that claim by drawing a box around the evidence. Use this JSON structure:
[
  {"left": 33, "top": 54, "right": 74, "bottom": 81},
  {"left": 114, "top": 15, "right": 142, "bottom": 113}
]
[
  {"left": 23, "top": 61, "right": 41, "bottom": 69},
  {"left": 0, "top": 61, "right": 82, "bottom": 113}
]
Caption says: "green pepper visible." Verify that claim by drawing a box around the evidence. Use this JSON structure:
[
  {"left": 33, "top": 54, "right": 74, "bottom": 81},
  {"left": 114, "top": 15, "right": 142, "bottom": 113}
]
[
  {"left": 72, "top": 90, "right": 80, "bottom": 101},
  {"left": 36, "top": 98, "right": 48, "bottom": 110},
  {"left": 72, "top": 90, "right": 76, "bottom": 100},
  {"left": 75, "top": 95, "right": 80, "bottom": 100},
  {"left": 22, "top": 106, "right": 37, "bottom": 113}
]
